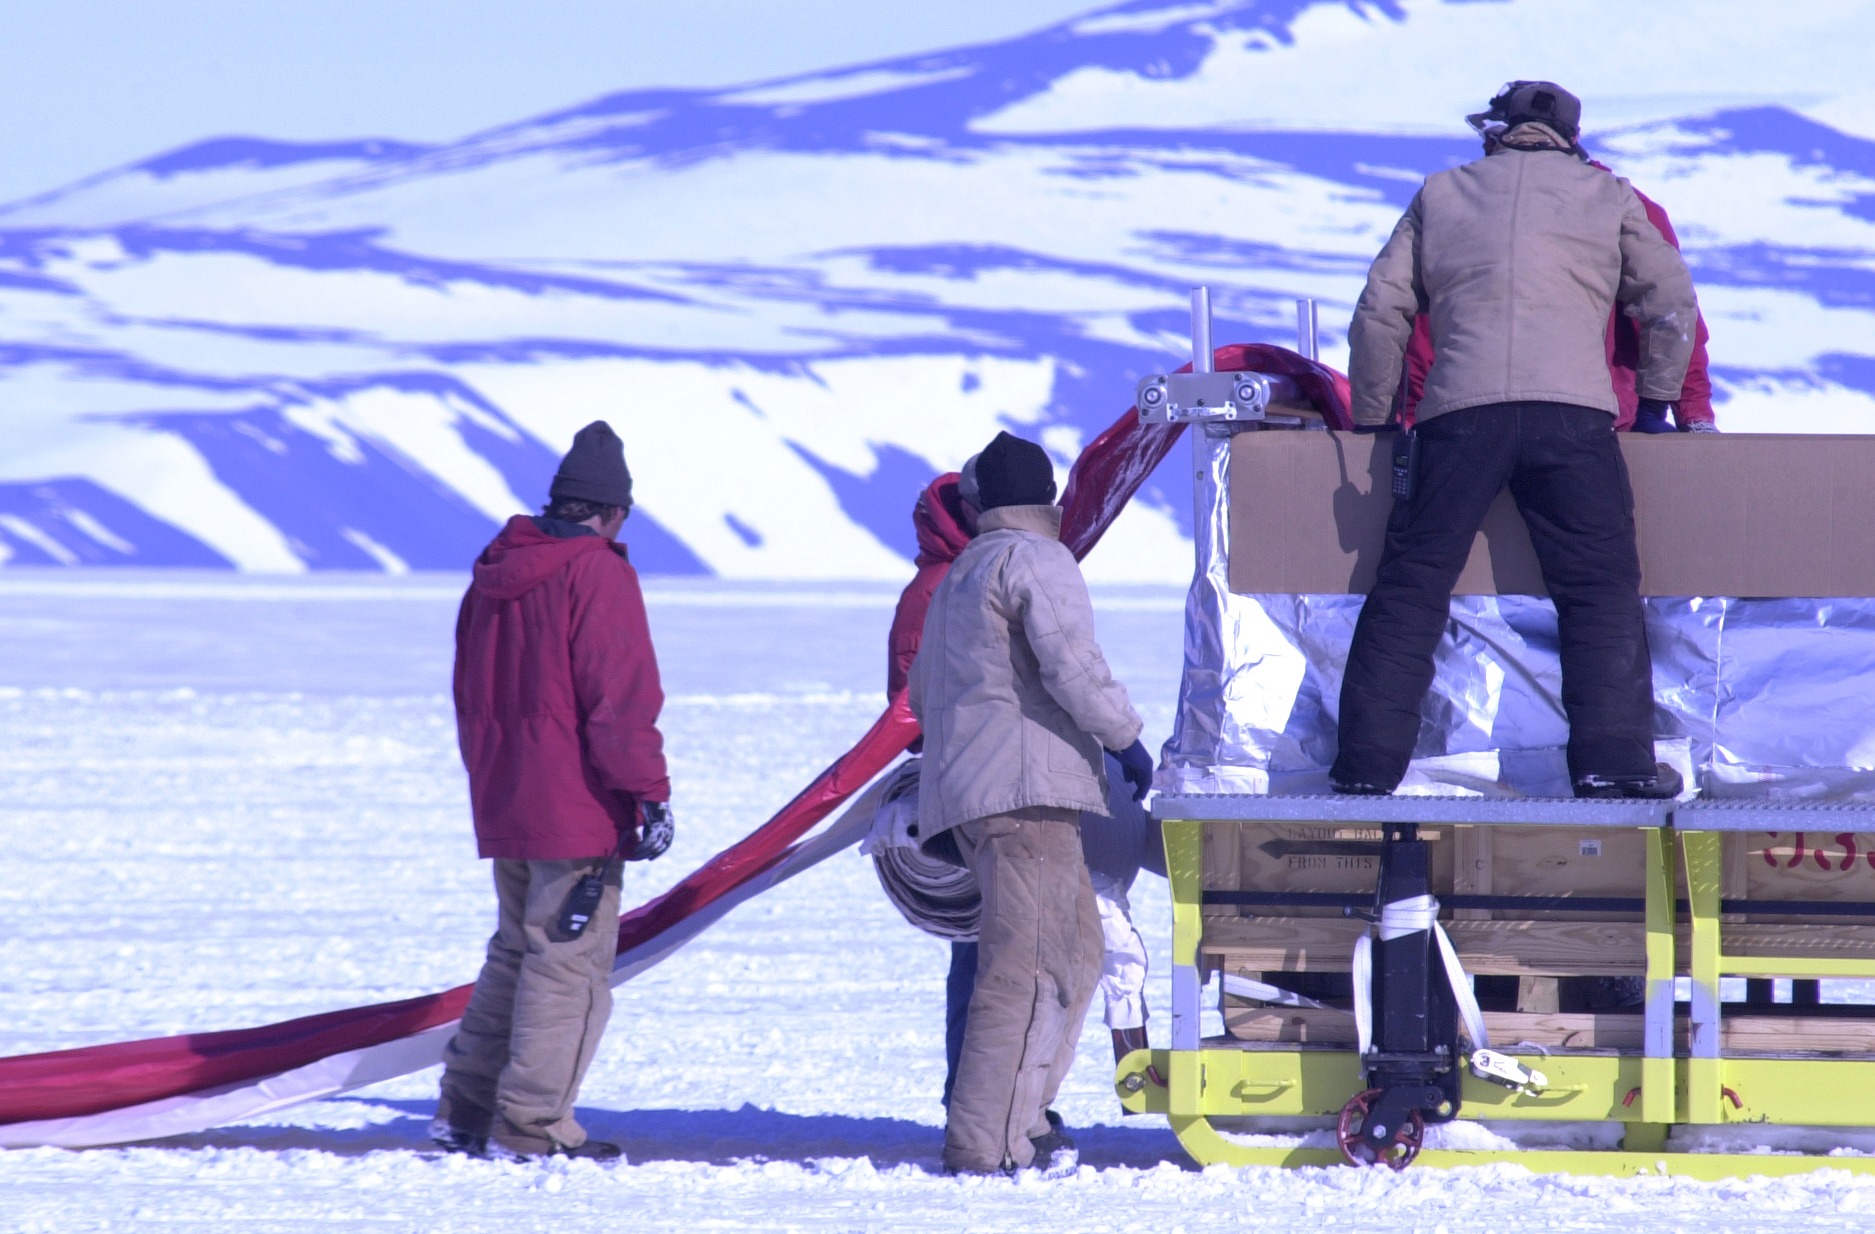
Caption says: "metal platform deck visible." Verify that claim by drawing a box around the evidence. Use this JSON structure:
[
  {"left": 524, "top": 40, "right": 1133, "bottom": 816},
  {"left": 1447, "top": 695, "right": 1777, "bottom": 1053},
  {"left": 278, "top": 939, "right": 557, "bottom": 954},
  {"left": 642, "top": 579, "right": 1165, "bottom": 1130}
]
[
  {"left": 1154, "top": 792, "right": 1875, "bottom": 829},
  {"left": 1152, "top": 792, "right": 1674, "bottom": 826},
  {"left": 1675, "top": 799, "right": 1875, "bottom": 831}
]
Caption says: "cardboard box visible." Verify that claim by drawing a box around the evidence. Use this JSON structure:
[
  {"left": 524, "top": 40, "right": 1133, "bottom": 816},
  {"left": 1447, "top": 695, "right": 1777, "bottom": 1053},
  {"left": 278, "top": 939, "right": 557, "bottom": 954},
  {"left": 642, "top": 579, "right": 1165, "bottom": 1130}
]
[{"left": 1228, "top": 432, "right": 1875, "bottom": 596}]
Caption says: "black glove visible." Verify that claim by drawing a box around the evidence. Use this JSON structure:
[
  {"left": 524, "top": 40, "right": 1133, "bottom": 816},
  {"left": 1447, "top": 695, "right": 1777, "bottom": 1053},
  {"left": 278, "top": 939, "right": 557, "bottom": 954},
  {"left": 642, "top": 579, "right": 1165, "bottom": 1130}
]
[
  {"left": 630, "top": 801, "right": 673, "bottom": 862},
  {"left": 1633, "top": 397, "right": 1676, "bottom": 434},
  {"left": 1109, "top": 739, "right": 1155, "bottom": 803}
]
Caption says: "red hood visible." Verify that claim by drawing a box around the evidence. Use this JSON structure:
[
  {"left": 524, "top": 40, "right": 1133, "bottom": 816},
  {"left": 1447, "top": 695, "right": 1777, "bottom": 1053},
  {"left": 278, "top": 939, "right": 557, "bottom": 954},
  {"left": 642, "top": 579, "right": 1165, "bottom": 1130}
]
[
  {"left": 912, "top": 474, "right": 972, "bottom": 566},
  {"left": 472, "top": 515, "right": 619, "bottom": 601}
]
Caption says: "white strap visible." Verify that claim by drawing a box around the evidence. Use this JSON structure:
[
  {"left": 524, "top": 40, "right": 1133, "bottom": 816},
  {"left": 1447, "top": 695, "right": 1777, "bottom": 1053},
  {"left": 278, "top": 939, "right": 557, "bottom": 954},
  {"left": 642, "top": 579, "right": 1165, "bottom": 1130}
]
[
  {"left": 1351, "top": 931, "right": 1374, "bottom": 1059},
  {"left": 1433, "top": 919, "right": 1490, "bottom": 1050},
  {"left": 1350, "top": 900, "right": 1491, "bottom": 1061},
  {"left": 1379, "top": 893, "right": 1438, "bottom": 940}
]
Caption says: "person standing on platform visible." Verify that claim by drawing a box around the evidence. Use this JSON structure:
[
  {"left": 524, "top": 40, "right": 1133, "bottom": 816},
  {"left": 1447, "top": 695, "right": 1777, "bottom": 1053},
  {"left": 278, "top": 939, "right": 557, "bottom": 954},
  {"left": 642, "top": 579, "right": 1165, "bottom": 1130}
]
[{"left": 1334, "top": 81, "right": 1699, "bottom": 800}]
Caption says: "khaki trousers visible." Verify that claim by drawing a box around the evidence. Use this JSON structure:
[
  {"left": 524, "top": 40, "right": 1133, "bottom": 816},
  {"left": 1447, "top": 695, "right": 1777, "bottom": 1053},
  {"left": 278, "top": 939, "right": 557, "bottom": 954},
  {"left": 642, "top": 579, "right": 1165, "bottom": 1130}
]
[
  {"left": 439, "top": 857, "right": 621, "bottom": 1152},
  {"left": 943, "top": 806, "right": 1101, "bottom": 1173}
]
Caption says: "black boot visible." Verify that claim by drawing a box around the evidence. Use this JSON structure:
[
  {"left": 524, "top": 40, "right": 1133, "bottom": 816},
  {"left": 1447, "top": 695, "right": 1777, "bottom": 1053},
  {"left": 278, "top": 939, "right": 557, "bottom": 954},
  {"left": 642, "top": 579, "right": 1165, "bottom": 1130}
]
[
  {"left": 1028, "top": 1109, "right": 1075, "bottom": 1165},
  {"left": 1574, "top": 763, "right": 1683, "bottom": 800},
  {"left": 429, "top": 1095, "right": 489, "bottom": 1155}
]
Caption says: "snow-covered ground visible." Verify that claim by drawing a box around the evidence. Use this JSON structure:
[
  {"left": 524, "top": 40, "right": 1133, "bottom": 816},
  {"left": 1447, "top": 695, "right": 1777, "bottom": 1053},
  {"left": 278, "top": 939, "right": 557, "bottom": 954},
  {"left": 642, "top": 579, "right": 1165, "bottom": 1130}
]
[{"left": 7, "top": 569, "right": 1875, "bottom": 1231}]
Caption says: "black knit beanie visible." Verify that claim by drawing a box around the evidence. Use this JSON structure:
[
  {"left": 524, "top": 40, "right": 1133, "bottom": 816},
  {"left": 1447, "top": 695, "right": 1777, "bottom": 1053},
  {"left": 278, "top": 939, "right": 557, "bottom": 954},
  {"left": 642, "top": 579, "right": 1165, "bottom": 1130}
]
[
  {"left": 549, "top": 421, "right": 633, "bottom": 508},
  {"left": 973, "top": 431, "right": 1056, "bottom": 510}
]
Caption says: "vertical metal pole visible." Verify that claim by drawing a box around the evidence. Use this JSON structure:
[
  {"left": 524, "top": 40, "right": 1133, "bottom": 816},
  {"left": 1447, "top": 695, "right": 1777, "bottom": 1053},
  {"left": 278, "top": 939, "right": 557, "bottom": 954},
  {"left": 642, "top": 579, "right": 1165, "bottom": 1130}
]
[
  {"left": 1640, "top": 825, "right": 1678, "bottom": 1127},
  {"left": 1190, "top": 287, "right": 1214, "bottom": 373},
  {"left": 1166, "top": 820, "right": 1206, "bottom": 1056},
  {"left": 1683, "top": 831, "right": 1725, "bottom": 1124},
  {"left": 1189, "top": 285, "right": 1219, "bottom": 628},
  {"left": 1165, "top": 818, "right": 1207, "bottom": 1131},
  {"left": 1296, "top": 298, "right": 1319, "bottom": 361}
]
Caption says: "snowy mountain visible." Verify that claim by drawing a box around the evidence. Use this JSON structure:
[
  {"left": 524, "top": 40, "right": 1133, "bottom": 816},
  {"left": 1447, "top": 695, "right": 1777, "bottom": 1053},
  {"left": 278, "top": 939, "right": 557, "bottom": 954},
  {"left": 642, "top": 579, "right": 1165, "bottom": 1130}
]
[{"left": 4, "top": 0, "right": 1874, "bottom": 579}]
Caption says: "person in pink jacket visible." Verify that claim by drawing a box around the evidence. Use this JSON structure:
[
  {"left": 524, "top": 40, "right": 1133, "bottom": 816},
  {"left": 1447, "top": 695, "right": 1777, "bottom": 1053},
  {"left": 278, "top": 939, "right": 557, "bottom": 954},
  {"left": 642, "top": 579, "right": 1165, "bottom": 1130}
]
[{"left": 434, "top": 421, "right": 672, "bottom": 1162}]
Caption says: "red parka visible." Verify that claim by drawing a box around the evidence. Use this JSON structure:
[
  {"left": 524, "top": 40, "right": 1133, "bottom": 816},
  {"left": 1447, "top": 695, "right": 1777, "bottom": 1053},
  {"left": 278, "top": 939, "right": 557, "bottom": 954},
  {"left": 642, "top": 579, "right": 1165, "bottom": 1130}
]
[
  {"left": 454, "top": 515, "right": 670, "bottom": 860},
  {"left": 1400, "top": 179, "right": 1714, "bottom": 431},
  {"left": 886, "top": 474, "right": 973, "bottom": 699}
]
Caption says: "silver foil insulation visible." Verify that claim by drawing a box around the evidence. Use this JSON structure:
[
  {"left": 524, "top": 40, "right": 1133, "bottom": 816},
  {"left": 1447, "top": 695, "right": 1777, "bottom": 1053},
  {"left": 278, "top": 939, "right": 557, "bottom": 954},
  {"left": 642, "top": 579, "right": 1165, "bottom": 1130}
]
[{"left": 1159, "top": 424, "right": 1875, "bottom": 800}]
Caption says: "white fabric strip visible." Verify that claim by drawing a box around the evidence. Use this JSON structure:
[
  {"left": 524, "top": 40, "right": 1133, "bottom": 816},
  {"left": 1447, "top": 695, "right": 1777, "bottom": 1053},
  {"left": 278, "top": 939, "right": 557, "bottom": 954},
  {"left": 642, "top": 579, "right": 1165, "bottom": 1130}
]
[
  {"left": 1221, "top": 973, "right": 1332, "bottom": 1011},
  {"left": 1351, "top": 931, "right": 1374, "bottom": 1060},
  {"left": 1, "top": 773, "right": 896, "bottom": 1150},
  {"left": 611, "top": 775, "right": 889, "bottom": 984}
]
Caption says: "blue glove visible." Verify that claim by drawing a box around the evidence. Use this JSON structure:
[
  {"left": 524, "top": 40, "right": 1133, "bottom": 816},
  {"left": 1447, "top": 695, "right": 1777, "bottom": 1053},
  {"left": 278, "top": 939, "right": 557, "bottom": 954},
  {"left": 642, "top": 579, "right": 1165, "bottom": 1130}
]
[
  {"left": 1109, "top": 739, "right": 1156, "bottom": 803},
  {"left": 630, "top": 801, "right": 674, "bottom": 862},
  {"left": 1633, "top": 397, "right": 1676, "bottom": 434}
]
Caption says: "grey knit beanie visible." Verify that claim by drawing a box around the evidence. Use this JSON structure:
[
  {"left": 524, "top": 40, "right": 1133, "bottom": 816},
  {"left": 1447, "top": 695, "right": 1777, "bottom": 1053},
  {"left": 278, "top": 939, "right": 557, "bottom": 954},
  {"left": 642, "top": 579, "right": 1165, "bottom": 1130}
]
[{"left": 549, "top": 421, "right": 633, "bottom": 508}]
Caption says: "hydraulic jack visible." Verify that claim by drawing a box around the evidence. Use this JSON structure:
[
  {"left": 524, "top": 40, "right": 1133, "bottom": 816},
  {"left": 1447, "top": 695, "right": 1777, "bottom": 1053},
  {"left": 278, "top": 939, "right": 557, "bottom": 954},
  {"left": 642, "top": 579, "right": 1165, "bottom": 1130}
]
[{"left": 1337, "top": 823, "right": 1462, "bottom": 1169}]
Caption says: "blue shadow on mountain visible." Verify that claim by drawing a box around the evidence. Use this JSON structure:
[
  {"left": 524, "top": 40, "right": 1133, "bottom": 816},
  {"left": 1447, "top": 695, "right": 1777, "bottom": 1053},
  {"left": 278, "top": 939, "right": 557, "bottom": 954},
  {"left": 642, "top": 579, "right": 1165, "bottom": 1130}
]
[
  {"left": 0, "top": 478, "right": 233, "bottom": 567},
  {"left": 120, "top": 374, "right": 712, "bottom": 575},
  {"left": 138, "top": 137, "right": 435, "bottom": 178},
  {"left": 787, "top": 441, "right": 937, "bottom": 563}
]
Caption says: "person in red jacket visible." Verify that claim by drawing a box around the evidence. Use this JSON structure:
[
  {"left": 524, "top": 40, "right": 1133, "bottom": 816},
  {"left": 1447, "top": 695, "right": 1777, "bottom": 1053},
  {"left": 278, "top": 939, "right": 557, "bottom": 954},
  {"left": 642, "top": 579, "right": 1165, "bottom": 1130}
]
[
  {"left": 887, "top": 472, "right": 975, "bottom": 703},
  {"left": 433, "top": 421, "right": 672, "bottom": 1162},
  {"left": 1398, "top": 153, "right": 1717, "bottom": 433}
]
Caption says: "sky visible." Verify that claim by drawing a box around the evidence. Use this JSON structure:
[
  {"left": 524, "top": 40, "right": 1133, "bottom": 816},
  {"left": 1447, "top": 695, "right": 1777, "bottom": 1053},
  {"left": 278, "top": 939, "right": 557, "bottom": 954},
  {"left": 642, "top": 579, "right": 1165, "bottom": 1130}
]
[{"left": 0, "top": 0, "right": 1100, "bottom": 206}]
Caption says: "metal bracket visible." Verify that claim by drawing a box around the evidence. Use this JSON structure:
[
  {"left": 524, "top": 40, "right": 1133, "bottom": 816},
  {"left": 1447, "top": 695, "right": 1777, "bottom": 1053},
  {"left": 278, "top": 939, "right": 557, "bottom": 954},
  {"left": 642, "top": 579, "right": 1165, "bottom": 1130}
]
[
  {"left": 1136, "top": 287, "right": 1270, "bottom": 425},
  {"left": 1137, "top": 370, "right": 1277, "bottom": 423}
]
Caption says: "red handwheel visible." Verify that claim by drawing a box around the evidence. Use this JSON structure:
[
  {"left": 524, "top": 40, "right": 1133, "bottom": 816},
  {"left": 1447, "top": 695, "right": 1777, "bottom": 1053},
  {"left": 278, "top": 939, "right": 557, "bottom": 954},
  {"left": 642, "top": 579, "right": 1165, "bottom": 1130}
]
[{"left": 1336, "top": 1088, "right": 1425, "bottom": 1170}]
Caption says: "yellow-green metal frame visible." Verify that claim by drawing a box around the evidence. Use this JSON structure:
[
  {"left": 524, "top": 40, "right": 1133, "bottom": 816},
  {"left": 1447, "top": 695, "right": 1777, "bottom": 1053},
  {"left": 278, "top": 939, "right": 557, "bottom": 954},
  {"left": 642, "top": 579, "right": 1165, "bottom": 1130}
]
[{"left": 1132, "top": 815, "right": 1875, "bottom": 1177}]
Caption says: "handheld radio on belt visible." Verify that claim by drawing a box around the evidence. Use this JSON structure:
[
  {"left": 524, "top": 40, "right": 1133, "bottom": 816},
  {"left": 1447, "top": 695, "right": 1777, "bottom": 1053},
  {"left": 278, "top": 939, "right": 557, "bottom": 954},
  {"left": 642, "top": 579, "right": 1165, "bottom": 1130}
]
[{"left": 1391, "top": 427, "right": 1419, "bottom": 503}]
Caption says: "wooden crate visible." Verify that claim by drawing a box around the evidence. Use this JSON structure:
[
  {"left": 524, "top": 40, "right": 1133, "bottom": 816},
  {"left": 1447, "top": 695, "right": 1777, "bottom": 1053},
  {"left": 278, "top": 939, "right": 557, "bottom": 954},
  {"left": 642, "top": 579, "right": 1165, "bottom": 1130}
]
[
  {"left": 1201, "top": 818, "right": 1875, "bottom": 1051},
  {"left": 1203, "top": 821, "right": 1647, "bottom": 924},
  {"left": 1207, "top": 821, "right": 1453, "bottom": 919},
  {"left": 1740, "top": 831, "right": 1875, "bottom": 923},
  {"left": 1201, "top": 821, "right": 1875, "bottom": 937}
]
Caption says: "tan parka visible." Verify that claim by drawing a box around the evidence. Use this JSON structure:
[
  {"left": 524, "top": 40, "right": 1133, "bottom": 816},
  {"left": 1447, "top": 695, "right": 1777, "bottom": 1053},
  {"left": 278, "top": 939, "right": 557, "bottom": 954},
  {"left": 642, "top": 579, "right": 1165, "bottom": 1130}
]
[
  {"left": 908, "top": 504, "right": 1143, "bottom": 837},
  {"left": 1348, "top": 123, "right": 1700, "bottom": 426}
]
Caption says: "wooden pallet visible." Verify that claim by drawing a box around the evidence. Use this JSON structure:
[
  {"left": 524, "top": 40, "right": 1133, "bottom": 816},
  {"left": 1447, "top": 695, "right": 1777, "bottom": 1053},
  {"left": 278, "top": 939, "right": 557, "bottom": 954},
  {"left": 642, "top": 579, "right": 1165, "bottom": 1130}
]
[
  {"left": 1221, "top": 1005, "right": 1875, "bottom": 1055},
  {"left": 1203, "top": 821, "right": 1875, "bottom": 921},
  {"left": 1204, "top": 916, "right": 1875, "bottom": 976}
]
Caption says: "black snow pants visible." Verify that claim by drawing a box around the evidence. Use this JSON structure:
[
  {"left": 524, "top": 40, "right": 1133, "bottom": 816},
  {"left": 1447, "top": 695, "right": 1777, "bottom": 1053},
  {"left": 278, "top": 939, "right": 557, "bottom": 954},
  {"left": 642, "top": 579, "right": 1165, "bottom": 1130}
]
[{"left": 1331, "top": 402, "right": 1656, "bottom": 792}]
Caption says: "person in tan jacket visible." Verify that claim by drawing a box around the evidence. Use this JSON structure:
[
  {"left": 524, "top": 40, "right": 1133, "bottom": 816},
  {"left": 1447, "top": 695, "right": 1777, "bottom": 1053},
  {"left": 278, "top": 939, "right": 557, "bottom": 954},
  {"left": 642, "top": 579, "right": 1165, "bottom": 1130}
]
[
  {"left": 1334, "top": 81, "right": 1699, "bottom": 799},
  {"left": 909, "top": 430, "right": 1150, "bottom": 1174}
]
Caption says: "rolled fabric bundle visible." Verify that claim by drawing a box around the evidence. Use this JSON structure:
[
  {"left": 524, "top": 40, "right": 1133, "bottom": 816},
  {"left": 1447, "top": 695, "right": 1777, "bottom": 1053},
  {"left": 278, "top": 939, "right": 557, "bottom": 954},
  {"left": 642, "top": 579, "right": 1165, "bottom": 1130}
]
[
  {"left": 863, "top": 761, "right": 983, "bottom": 940},
  {"left": 872, "top": 843, "right": 982, "bottom": 942}
]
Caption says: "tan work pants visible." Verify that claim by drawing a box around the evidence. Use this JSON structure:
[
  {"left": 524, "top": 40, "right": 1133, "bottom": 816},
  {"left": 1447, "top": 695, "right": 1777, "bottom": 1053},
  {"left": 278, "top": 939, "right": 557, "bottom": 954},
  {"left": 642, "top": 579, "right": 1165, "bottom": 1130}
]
[
  {"left": 943, "top": 806, "right": 1101, "bottom": 1173},
  {"left": 439, "top": 857, "right": 621, "bottom": 1152}
]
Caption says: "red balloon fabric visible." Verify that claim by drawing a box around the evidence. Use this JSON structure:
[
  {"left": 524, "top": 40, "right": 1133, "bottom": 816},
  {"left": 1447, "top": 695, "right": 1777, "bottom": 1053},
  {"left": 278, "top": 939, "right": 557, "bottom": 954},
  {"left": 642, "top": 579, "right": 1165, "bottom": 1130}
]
[
  {"left": 0, "top": 345, "right": 1347, "bottom": 1129},
  {"left": 0, "top": 695, "right": 919, "bottom": 1126},
  {"left": 1058, "top": 343, "right": 1352, "bottom": 559},
  {"left": 0, "top": 989, "right": 477, "bottom": 1125}
]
